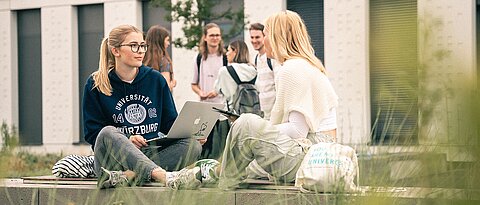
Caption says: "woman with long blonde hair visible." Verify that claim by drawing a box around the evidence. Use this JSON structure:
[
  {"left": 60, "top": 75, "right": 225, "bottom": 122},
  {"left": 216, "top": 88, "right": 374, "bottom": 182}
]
[
  {"left": 82, "top": 24, "right": 202, "bottom": 189},
  {"left": 165, "top": 10, "right": 339, "bottom": 190}
]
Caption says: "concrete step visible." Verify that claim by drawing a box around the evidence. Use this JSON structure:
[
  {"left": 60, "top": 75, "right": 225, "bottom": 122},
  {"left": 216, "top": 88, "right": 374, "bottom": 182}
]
[
  {"left": 1, "top": 179, "right": 479, "bottom": 205},
  {"left": 358, "top": 152, "right": 452, "bottom": 188}
]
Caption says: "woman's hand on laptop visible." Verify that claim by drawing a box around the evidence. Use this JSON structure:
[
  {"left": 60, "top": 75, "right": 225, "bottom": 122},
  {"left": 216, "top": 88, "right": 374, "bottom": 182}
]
[{"left": 129, "top": 135, "right": 148, "bottom": 149}]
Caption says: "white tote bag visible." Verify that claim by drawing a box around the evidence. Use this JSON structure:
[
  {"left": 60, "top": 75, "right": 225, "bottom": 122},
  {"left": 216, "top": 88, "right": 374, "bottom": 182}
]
[{"left": 295, "top": 142, "right": 359, "bottom": 193}]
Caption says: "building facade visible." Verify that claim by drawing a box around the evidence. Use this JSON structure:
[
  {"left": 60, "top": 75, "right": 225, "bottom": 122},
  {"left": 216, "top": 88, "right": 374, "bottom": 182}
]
[{"left": 0, "top": 0, "right": 477, "bottom": 160}]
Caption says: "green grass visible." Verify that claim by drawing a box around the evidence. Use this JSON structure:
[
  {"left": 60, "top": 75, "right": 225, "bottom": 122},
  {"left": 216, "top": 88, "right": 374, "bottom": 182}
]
[
  {"left": 0, "top": 150, "right": 63, "bottom": 178},
  {"left": 0, "top": 121, "right": 64, "bottom": 178}
]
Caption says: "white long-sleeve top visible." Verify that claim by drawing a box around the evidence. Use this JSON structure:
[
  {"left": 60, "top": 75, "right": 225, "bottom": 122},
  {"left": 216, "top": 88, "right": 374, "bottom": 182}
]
[
  {"left": 214, "top": 63, "right": 257, "bottom": 110},
  {"left": 277, "top": 109, "right": 337, "bottom": 139},
  {"left": 270, "top": 58, "right": 338, "bottom": 139}
]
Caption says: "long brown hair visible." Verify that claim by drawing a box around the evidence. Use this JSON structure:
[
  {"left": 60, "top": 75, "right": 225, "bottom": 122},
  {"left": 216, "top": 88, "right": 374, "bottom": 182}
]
[
  {"left": 92, "top": 25, "right": 143, "bottom": 96},
  {"left": 144, "top": 25, "right": 172, "bottom": 72},
  {"left": 229, "top": 40, "right": 250, "bottom": 64},
  {"left": 199, "top": 23, "right": 225, "bottom": 60}
]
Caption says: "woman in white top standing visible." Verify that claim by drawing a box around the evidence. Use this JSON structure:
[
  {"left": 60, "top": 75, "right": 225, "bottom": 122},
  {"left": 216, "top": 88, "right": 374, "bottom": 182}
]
[
  {"left": 216, "top": 10, "right": 338, "bottom": 190},
  {"left": 214, "top": 40, "right": 257, "bottom": 111}
]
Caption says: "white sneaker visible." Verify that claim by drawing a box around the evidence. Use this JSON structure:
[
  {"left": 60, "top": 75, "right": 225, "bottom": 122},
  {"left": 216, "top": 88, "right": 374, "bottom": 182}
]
[
  {"left": 194, "top": 159, "right": 220, "bottom": 184},
  {"left": 98, "top": 167, "right": 129, "bottom": 189},
  {"left": 166, "top": 167, "right": 202, "bottom": 190}
]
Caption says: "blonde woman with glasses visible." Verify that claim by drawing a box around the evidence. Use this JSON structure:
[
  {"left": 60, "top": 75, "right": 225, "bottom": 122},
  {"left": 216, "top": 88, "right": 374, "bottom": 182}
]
[{"left": 82, "top": 24, "right": 202, "bottom": 189}]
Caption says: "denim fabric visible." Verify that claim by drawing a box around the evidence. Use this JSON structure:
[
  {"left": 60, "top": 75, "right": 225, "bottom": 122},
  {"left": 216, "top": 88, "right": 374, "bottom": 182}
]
[
  {"left": 93, "top": 126, "right": 202, "bottom": 181},
  {"left": 143, "top": 137, "right": 202, "bottom": 171}
]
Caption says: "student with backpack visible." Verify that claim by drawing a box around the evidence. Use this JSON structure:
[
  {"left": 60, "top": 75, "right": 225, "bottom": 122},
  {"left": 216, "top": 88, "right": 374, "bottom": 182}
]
[
  {"left": 249, "top": 23, "right": 277, "bottom": 120},
  {"left": 214, "top": 40, "right": 262, "bottom": 117},
  {"left": 192, "top": 23, "right": 229, "bottom": 159},
  {"left": 191, "top": 23, "right": 226, "bottom": 103}
]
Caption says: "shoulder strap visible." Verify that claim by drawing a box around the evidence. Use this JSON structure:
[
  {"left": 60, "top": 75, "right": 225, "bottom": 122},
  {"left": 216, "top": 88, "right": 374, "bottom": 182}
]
[
  {"left": 226, "top": 66, "right": 241, "bottom": 85},
  {"left": 196, "top": 54, "right": 202, "bottom": 83},
  {"left": 223, "top": 54, "right": 228, "bottom": 66},
  {"left": 196, "top": 53, "right": 202, "bottom": 74},
  {"left": 255, "top": 54, "right": 273, "bottom": 71},
  {"left": 267, "top": 58, "right": 273, "bottom": 71},
  {"left": 227, "top": 65, "right": 257, "bottom": 85}
]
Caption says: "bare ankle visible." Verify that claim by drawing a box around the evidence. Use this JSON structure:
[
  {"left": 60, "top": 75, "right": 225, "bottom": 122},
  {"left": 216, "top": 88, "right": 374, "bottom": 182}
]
[
  {"left": 124, "top": 170, "right": 136, "bottom": 181},
  {"left": 151, "top": 167, "right": 166, "bottom": 183}
]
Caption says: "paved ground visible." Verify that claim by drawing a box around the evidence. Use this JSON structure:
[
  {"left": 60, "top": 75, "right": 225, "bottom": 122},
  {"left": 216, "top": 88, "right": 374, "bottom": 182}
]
[{"left": 1, "top": 178, "right": 479, "bottom": 205}]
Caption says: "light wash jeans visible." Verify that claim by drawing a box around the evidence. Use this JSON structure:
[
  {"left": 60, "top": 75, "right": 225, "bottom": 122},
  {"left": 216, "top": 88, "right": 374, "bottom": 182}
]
[
  {"left": 94, "top": 126, "right": 202, "bottom": 182},
  {"left": 218, "top": 114, "right": 306, "bottom": 189}
]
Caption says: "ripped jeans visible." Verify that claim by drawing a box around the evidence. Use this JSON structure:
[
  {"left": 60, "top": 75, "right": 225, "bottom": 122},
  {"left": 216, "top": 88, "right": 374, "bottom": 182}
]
[{"left": 93, "top": 126, "right": 202, "bottom": 181}]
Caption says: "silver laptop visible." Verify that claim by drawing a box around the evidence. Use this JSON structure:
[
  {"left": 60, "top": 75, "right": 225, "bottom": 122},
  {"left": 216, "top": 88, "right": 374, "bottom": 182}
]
[{"left": 147, "top": 101, "right": 224, "bottom": 142}]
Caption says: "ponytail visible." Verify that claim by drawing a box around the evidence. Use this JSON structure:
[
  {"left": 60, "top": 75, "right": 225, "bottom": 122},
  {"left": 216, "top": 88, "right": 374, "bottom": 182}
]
[
  {"left": 91, "top": 25, "right": 142, "bottom": 96},
  {"left": 92, "top": 37, "right": 114, "bottom": 96}
]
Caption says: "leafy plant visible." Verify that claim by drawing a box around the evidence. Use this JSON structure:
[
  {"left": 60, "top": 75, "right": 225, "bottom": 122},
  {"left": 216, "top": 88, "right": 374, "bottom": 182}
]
[
  {"left": 148, "top": 0, "right": 247, "bottom": 49},
  {"left": 1, "top": 121, "right": 18, "bottom": 152}
]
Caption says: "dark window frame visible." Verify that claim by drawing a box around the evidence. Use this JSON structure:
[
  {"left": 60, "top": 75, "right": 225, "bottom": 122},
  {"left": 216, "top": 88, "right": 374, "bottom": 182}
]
[
  {"left": 77, "top": 4, "right": 104, "bottom": 144},
  {"left": 17, "top": 9, "right": 43, "bottom": 145}
]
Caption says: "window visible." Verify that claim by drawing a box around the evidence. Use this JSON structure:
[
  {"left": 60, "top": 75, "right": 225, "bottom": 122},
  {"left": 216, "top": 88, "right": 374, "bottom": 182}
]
[
  {"left": 78, "top": 4, "right": 104, "bottom": 143},
  {"left": 287, "top": 0, "right": 324, "bottom": 62},
  {"left": 370, "top": 0, "right": 418, "bottom": 144},
  {"left": 18, "top": 9, "right": 42, "bottom": 145}
]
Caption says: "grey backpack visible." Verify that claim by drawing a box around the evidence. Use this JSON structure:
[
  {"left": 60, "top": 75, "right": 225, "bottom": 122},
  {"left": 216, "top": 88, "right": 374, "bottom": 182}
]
[{"left": 226, "top": 66, "right": 264, "bottom": 117}]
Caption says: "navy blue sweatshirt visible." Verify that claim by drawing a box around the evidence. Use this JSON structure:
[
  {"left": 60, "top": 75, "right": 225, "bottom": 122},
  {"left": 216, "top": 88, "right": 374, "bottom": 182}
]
[{"left": 82, "top": 65, "right": 177, "bottom": 149}]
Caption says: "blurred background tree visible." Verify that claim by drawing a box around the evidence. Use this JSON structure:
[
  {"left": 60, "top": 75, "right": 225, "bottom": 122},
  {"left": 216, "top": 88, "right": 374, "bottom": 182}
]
[{"left": 149, "top": 0, "right": 247, "bottom": 49}]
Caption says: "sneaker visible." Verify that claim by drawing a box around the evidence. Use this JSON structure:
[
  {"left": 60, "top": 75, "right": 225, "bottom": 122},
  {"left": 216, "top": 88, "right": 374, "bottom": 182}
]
[
  {"left": 166, "top": 167, "right": 202, "bottom": 190},
  {"left": 194, "top": 159, "right": 220, "bottom": 184},
  {"left": 98, "top": 167, "right": 129, "bottom": 189}
]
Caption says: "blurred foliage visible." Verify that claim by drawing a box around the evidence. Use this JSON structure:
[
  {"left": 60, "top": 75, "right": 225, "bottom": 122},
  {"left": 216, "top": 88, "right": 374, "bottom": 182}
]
[
  {"left": 148, "top": 0, "right": 247, "bottom": 49},
  {"left": 1, "top": 121, "right": 18, "bottom": 152},
  {"left": 417, "top": 16, "right": 450, "bottom": 131},
  {"left": 0, "top": 122, "right": 63, "bottom": 178}
]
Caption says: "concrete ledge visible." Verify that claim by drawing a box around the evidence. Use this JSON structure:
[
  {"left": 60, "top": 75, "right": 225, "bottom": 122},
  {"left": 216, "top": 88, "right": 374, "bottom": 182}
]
[{"left": 1, "top": 179, "right": 479, "bottom": 205}]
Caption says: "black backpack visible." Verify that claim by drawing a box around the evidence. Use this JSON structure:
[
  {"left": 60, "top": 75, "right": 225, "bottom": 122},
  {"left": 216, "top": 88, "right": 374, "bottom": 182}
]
[
  {"left": 196, "top": 53, "right": 228, "bottom": 82},
  {"left": 226, "top": 66, "right": 264, "bottom": 117},
  {"left": 254, "top": 54, "right": 273, "bottom": 71}
]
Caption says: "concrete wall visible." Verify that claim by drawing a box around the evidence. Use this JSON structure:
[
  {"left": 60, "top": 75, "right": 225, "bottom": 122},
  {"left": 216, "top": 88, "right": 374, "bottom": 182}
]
[
  {"left": 0, "top": 7, "right": 18, "bottom": 139},
  {"left": 324, "top": 0, "right": 370, "bottom": 145},
  {"left": 41, "top": 6, "right": 79, "bottom": 146}
]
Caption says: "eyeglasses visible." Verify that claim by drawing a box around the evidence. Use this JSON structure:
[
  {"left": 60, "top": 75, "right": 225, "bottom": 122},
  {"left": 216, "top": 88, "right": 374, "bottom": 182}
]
[
  {"left": 119, "top": 43, "right": 148, "bottom": 53},
  {"left": 207, "top": 34, "right": 221, "bottom": 38}
]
